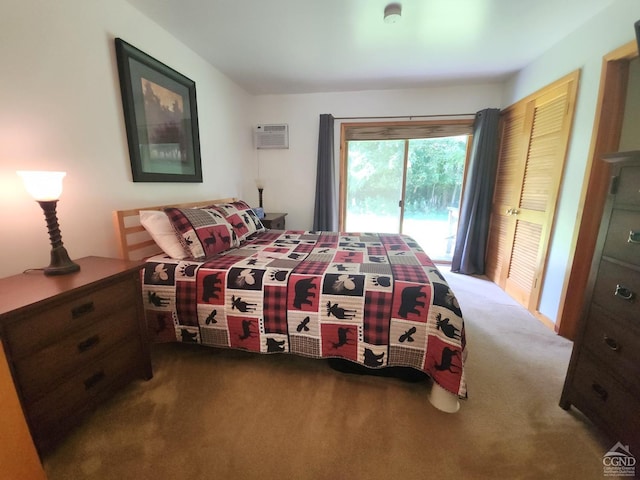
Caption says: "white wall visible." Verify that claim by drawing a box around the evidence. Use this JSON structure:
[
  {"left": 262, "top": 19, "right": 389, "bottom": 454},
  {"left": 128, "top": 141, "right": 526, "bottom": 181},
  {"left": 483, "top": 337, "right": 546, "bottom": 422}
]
[
  {"left": 502, "top": 0, "right": 640, "bottom": 323},
  {"left": 251, "top": 0, "right": 640, "bottom": 326},
  {"left": 0, "top": 0, "right": 253, "bottom": 277},
  {"left": 250, "top": 84, "right": 504, "bottom": 230},
  {"left": 3, "top": 0, "right": 637, "bottom": 329}
]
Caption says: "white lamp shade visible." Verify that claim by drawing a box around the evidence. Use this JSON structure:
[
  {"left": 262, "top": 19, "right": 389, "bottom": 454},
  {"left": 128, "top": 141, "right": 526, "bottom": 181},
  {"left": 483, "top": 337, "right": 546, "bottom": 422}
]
[{"left": 17, "top": 171, "right": 66, "bottom": 201}]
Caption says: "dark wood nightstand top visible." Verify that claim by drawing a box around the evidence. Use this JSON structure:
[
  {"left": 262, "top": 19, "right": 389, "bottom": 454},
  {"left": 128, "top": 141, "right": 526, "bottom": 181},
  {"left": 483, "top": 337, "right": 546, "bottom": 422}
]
[
  {"left": 262, "top": 212, "right": 287, "bottom": 221},
  {"left": 0, "top": 256, "right": 143, "bottom": 318}
]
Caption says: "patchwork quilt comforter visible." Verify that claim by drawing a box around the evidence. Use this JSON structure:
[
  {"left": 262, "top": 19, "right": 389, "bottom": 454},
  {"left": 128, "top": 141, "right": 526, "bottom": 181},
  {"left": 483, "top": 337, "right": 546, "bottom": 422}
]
[{"left": 142, "top": 230, "right": 467, "bottom": 397}]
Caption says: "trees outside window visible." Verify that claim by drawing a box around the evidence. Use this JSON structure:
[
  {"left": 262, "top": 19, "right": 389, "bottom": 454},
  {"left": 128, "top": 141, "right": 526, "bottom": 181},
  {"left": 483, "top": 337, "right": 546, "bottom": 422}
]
[{"left": 344, "top": 135, "right": 468, "bottom": 261}]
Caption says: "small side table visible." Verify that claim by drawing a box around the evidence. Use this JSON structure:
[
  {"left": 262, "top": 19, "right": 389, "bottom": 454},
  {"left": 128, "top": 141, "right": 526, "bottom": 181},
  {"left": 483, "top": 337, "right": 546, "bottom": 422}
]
[{"left": 261, "top": 212, "right": 287, "bottom": 230}]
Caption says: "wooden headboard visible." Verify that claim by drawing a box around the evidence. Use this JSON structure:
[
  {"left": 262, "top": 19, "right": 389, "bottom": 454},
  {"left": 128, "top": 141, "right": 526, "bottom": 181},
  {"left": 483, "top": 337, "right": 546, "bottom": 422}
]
[{"left": 113, "top": 197, "right": 236, "bottom": 261}]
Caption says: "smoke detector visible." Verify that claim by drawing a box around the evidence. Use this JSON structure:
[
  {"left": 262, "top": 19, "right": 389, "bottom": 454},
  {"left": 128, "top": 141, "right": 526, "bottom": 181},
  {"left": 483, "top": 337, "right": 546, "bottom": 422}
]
[{"left": 384, "top": 3, "right": 402, "bottom": 24}]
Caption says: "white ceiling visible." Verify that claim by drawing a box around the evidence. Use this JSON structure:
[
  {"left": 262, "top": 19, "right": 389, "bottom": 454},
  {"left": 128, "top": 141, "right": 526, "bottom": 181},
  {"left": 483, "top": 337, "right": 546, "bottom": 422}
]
[{"left": 125, "top": 0, "right": 614, "bottom": 95}]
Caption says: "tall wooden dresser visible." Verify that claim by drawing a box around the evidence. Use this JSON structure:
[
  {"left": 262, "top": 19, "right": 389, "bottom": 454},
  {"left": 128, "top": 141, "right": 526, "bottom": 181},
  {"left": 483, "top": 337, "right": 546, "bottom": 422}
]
[{"left": 560, "top": 152, "right": 640, "bottom": 454}]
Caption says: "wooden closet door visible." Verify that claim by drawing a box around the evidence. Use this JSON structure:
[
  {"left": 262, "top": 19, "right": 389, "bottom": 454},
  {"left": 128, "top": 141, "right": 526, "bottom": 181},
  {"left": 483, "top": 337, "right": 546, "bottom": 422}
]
[
  {"left": 486, "top": 104, "right": 527, "bottom": 286},
  {"left": 486, "top": 71, "right": 579, "bottom": 313}
]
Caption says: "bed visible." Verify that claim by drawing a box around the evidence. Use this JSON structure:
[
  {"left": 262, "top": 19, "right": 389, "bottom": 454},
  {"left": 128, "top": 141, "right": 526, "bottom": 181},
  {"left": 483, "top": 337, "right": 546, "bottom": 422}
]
[{"left": 113, "top": 198, "right": 467, "bottom": 412}]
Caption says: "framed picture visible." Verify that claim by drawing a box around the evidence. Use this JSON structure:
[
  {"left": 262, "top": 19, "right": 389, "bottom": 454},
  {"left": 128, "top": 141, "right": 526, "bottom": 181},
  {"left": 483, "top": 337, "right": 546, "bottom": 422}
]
[{"left": 115, "top": 38, "right": 202, "bottom": 182}]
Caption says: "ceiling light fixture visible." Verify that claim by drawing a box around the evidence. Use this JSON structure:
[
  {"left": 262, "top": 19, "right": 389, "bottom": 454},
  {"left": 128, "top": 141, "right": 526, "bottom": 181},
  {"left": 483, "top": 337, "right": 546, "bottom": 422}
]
[{"left": 384, "top": 3, "right": 402, "bottom": 24}]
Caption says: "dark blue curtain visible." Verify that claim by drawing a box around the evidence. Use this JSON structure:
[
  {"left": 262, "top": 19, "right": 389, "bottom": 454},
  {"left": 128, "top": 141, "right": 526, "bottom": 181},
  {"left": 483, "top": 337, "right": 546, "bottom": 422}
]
[
  {"left": 313, "top": 114, "right": 338, "bottom": 231},
  {"left": 451, "top": 108, "right": 501, "bottom": 274}
]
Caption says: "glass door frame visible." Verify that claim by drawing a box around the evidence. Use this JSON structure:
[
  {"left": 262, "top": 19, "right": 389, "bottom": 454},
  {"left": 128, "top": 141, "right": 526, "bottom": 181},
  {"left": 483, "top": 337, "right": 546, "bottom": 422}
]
[{"left": 338, "top": 119, "right": 474, "bottom": 237}]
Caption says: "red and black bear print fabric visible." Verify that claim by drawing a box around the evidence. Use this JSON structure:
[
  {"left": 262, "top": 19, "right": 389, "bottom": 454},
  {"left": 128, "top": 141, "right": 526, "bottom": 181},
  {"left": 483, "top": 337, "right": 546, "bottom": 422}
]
[{"left": 141, "top": 230, "right": 467, "bottom": 397}]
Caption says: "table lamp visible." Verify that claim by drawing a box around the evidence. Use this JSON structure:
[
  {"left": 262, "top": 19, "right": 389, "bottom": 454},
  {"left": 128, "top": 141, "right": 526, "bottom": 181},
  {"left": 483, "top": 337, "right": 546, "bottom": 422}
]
[
  {"left": 255, "top": 178, "right": 264, "bottom": 208},
  {"left": 17, "top": 171, "right": 80, "bottom": 275}
]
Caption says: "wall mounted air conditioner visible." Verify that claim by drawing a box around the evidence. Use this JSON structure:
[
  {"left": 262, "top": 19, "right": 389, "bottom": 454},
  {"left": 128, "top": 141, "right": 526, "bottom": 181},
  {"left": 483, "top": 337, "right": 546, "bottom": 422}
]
[{"left": 254, "top": 124, "right": 289, "bottom": 149}]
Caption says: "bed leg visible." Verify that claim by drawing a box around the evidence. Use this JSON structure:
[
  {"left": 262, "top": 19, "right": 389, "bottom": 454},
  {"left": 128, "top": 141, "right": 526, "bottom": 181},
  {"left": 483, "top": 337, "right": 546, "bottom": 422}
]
[{"left": 428, "top": 383, "right": 460, "bottom": 413}]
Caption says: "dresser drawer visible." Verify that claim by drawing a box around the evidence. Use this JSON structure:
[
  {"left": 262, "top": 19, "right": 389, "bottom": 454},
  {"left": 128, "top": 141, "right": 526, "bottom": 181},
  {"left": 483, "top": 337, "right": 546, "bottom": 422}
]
[
  {"left": 583, "top": 304, "right": 640, "bottom": 396},
  {"left": 5, "top": 277, "right": 136, "bottom": 358},
  {"left": 14, "top": 305, "right": 138, "bottom": 402},
  {"left": 268, "top": 217, "right": 285, "bottom": 229},
  {"left": 592, "top": 260, "right": 640, "bottom": 325},
  {"left": 26, "top": 338, "right": 143, "bottom": 444},
  {"left": 614, "top": 165, "right": 640, "bottom": 207},
  {"left": 570, "top": 352, "right": 640, "bottom": 450},
  {"left": 602, "top": 208, "right": 640, "bottom": 265}
]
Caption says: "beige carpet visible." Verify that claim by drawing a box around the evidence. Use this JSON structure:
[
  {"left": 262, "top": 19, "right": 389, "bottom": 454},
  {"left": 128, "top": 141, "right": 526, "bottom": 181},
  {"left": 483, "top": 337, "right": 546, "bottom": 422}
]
[{"left": 42, "top": 270, "right": 616, "bottom": 480}]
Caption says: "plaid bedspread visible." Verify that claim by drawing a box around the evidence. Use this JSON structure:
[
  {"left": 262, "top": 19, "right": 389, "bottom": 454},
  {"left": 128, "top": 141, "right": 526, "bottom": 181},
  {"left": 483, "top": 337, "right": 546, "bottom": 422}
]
[{"left": 142, "top": 230, "right": 467, "bottom": 397}]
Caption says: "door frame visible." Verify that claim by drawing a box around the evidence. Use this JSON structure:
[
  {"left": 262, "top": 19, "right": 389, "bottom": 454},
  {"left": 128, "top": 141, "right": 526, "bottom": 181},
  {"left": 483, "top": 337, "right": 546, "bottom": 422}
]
[
  {"left": 556, "top": 40, "right": 638, "bottom": 339},
  {"left": 338, "top": 119, "right": 473, "bottom": 230}
]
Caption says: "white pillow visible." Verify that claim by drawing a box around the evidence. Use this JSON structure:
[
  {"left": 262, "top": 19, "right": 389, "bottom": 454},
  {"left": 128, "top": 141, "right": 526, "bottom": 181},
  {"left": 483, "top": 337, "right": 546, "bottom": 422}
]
[{"left": 139, "top": 210, "right": 187, "bottom": 259}]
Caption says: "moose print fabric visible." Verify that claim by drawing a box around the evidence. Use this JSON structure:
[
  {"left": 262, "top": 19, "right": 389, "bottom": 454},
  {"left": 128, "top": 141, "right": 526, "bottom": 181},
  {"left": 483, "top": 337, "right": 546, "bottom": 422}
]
[
  {"left": 208, "top": 200, "right": 266, "bottom": 244},
  {"left": 142, "top": 230, "right": 467, "bottom": 397},
  {"left": 164, "top": 207, "right": 238, "bottom": 260}
]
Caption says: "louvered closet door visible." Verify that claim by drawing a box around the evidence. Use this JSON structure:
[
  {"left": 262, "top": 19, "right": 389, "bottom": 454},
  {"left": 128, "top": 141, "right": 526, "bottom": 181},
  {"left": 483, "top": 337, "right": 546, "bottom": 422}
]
[
  {"left": 486, "top": 72, "right": 579, "bottom": 313},
  {"left": 486, "top": 105, "right": 527, "bottom": 285}
]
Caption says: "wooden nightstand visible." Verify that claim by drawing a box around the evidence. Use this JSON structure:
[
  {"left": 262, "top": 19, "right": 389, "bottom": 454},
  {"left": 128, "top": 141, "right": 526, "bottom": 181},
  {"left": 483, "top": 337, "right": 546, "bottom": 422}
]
[
  {"left": 261, "top": 212, "right": 287, "bottom": 230},
  {"left": 0, "top": 256, "right": 153, "bottom": 453}
]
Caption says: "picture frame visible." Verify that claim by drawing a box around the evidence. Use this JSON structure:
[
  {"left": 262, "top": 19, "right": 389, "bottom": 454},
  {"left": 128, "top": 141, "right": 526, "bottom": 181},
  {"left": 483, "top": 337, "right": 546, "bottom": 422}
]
[{"left": 115, "top": 38, "right": 202, "bottom": 182}]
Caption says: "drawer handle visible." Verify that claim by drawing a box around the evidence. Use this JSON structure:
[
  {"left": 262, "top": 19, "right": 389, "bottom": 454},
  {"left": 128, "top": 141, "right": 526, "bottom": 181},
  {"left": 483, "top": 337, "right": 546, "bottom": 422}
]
[
  {"left": 614, "top": 284, "right": 635, "bottom": 302},
  {"left": 603, "top": 335, "right": 620, "bottom": 352},
  {"left": 591, "top": 383, "right": 608, "bottom": 401},
  {"left": 83, "top": 370, "right": 106, "bottom": 390},
  {"left": 77, "top": 335, "right": 100, "bottom": 353},
  {"left": 72, "top": 301, "right": 95, "bottom": 319},
  {"left": 629, "top": 230, "right": 640, "bottom": 244}
]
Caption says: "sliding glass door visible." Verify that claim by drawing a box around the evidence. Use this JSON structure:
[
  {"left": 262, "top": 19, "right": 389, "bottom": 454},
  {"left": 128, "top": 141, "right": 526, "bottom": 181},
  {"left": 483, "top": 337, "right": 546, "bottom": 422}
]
[
  {"left": 344, "top": 139, "right": 406, "bottom": 233},
  {"left": 402, "top": 137, "right": 467, "bottom": 261},
  {"left": 343, "top": 132, "right": 468, "bottom": 262}
]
